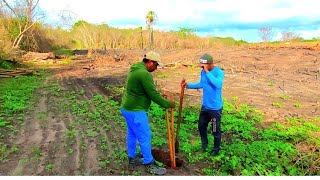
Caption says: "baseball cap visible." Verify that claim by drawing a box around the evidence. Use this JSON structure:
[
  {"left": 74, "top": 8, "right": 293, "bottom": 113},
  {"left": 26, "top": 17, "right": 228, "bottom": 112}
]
[
  {"left": 199, "top": 53, "right": 213, "bottom": 64},
  {"left": 145, "top": 51, "right": 164, "bottom": 67}
]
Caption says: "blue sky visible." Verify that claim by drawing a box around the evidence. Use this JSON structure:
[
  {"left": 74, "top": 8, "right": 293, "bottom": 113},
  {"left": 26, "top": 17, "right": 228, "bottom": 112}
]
[{"left": 39, "top": 0, "right": 320, "bottom": 42}]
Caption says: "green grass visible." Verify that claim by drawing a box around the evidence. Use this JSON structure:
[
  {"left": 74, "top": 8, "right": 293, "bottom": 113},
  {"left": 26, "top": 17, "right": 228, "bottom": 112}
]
[
  {"left": 294, "top": 102, "right": 301, "bottom": 108},
  {"left": 147, "top": 96, "right": 320, "bottom": 175},
  {"left": 272, "top": 102, "right": 282, "bottom": 108},
  {"left": 157, "top": 73, "right": 170, "bottom": 78},
  {"left": 53, "top": 48, "right": 74, "bottom": 56},
  {"left": 0, "top": 60, "right": 23, "bottom": 69},
  {"left": 0, "top": 71, "right": 47, "bottom": 160},
  {"left": 209, "top": 37, "right": 248, "bottom": 46},
  {"left": 279, "top": 94, "right": 292, "bottom": 100},
  {"left": 1, "top": 76, "right": 319, "bottom": 175}
]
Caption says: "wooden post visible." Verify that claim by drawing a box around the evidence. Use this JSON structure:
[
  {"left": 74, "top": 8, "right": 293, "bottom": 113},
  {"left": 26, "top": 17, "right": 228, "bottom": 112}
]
[
  {"left": 165, "top": 109, "right": 173, "bottom": 166},
  {"left": 170, "top": 95, "right": 176, "bottom": 168}
]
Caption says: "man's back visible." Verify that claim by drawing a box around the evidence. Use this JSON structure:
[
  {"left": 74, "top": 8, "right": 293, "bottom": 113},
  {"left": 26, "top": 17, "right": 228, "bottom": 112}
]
[{"left": 121, "top": 62, "right": 173, "bottom": 111}]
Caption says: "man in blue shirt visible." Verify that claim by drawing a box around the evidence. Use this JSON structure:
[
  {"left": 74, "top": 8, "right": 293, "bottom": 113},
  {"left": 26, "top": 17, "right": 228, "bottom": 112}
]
[{"left": 181, "top": 53, "right": 224, "bottom": 155}]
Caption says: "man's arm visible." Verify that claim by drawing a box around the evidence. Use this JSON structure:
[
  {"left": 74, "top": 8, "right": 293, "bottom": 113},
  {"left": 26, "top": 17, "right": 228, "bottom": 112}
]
[
  {"left": 185, "top": 71, "right": 203, "bottom": 89},
  {"left": 205, "top": 70, "right": 224, "bottom": 88},
  {"left": 140, "top": 72, "right": 175, "bottom": 108},
  {"left": 186, "top": 81, "right": 202, "bottom": 89}
]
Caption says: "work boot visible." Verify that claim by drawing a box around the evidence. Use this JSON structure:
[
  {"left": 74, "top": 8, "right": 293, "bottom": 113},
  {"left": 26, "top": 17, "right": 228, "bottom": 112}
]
[
  {"left": 145, "top": 161, "right": 167, "bottom": 175},
  {"left": 128, "top": 156, "right": 143, "bottom": 170},
  {"left": 201, "top": 144, "right": 208, "bottom": 152},
  {"left": 211, "top": 149, "right": 219, "bottom": 156}
]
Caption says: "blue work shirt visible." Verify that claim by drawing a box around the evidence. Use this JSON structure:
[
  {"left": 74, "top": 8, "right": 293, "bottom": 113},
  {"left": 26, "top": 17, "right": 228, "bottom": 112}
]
[{"left": 187, "top": 66, "right": 224, "bottom": 110}]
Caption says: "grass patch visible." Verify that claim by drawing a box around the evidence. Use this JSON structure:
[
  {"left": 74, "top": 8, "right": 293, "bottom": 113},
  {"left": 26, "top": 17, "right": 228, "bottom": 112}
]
[
  {"left": 0, "top": 71, "right": 47, "bottom": 160},
  {"left": 147, "top": 97, "right": 320, "bottom": 175},
  {"left": 0, "top": 60, "right": 23, "bottom": 69},
  {"left": 53, "top": 48, "right": 74, "bottom": 56}
]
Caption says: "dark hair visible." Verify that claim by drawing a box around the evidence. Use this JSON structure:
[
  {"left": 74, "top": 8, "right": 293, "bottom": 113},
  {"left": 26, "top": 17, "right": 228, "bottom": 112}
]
[{"left": 143, "top": 58, "right": 150, "bottom": 63}]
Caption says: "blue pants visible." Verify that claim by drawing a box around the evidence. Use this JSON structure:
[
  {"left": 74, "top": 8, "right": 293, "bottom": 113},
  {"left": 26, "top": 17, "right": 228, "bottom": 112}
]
[
  {"left": 198, "top": 106, "right": 222, "bottom": 152},
  {"left": 120, "top": 108, "right": 153, "bottom": 164}
]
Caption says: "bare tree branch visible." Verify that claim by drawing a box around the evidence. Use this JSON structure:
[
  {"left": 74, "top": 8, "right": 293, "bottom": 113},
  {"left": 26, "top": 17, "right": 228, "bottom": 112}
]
[
  {"left": 2, "top": 0, "right": 18, "bottom": 17},
  {"left": 259, "top": 26, "right": 273, "bottom": 42}
]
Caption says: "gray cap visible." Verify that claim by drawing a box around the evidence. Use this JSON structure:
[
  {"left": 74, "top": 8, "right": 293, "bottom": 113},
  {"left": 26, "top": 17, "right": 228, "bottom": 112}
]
[
  {"left": 199, "top": 53, "right": 213, "bottom": 64},
  {"left": 145, "top": 51, "right": 164, "bottom": 67}
]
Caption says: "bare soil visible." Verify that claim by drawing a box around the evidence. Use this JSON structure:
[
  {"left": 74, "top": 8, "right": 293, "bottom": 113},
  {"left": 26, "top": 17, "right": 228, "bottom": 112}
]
[{"left": 0, "top": 46, "right": 319, "bottom": 175}]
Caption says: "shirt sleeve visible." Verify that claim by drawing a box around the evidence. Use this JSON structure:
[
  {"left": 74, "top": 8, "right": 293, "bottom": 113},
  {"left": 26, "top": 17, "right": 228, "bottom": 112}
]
[
  {"left": 205, "top": 69, "right": 224, "bottom": 88},
  {"left": 187, "top": 71, "right": 202, "bottom": 89},
  {"left": 187, "top": 81, "right": 202, "bottom": 89},
  {"left": 186, "top": 70, "right": 203, "bottom": 89},
  {"left": 140, "top": 71, "right": 174, "bottom": 108}
]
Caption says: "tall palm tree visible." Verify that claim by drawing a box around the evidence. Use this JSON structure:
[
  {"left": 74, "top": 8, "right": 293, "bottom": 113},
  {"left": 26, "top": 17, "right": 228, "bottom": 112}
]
[{"left": 145, "top": 11, "right": 157, "bottom": 49}]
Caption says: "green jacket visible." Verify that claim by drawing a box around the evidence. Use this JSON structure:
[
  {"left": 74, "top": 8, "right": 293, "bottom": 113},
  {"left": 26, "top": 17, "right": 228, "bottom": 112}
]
[{"left": 121, "top": 62, "right": 174, "bottom": 111}]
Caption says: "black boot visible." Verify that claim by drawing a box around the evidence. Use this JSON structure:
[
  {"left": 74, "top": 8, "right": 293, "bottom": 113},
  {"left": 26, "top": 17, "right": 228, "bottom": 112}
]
[
  {"left": 128, "top": 156, "right": 143, "bottom": 170},
  {"left": 211, "top": 137, "right": 221, "bottom": 156},
  {"left": 201, "top": 143, "right": 208, "bottom": 152},
  {"left": 145, "top": 160, "right": 167, "bottom": 175}
]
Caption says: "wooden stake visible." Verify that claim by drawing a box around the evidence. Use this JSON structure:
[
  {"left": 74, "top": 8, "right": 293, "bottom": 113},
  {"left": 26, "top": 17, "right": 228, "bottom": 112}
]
[
  {"left": 170, "top": 95, "right": 176, "bottom": 168},
  {"left": 165, "top": 109, "right": 173, "bottom": 166}
]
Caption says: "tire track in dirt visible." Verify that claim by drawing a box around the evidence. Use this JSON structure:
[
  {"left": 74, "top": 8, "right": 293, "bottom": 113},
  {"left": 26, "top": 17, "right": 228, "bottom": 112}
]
[
  {"left": 36, "top": 95, "right": 72, "bottom": 175},
  {"left": 54, "top": 68, "right": 118, "bottom": 175},
  {"left": 3, "top": 73, "right": 86, "bottom": 175},
  {"left": 9, "top": 86, "right": 48, "bottom": 175},
  {"left": 61, "top": 74, "right": 100, "bottom": 175},
  {"left": 61, "top": 68, "right": 133, "bottom": 175},
  {"left": 1, "top": 58, "right": 198, "bottom": 175},
  {"left": 58, "top": 69, "right": 107, "bottom": 175},
  {"left": 55, "top": 72, "right": 84, "bottom": 175},
  {"left": 62, "top": 74, "right": 125, "bottom": 174},
  {"left": 42, "top": 71, "right": 81, "bottom": 175},
  {"left": 68, "top": 76, "right": 127, "bottom": 175},
  {"left": 68, "top": 63, "right": 194, "bottom": 175},
  {"left": 4, "top": 77, "right": 67, "bottom": 175}
]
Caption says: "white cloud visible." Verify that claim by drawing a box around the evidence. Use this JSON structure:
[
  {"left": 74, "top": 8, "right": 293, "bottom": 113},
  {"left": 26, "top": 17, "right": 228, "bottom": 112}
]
[{"left": 38, "top": 0, "right": 320, "bottom": 42}]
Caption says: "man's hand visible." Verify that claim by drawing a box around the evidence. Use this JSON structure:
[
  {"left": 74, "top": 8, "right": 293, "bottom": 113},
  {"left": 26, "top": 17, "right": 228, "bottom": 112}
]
[
  {"left": 198, "top": 64, "right": 209, "bottom": 72},
  {"left": 161, "top": 90, "right": 168, "bottom": 98},
  {"left": 170, "top": 100, "right": 176, "bottom": 108},
  {"left": 180, "top": 78, "right": 187, "bottom": 88}
]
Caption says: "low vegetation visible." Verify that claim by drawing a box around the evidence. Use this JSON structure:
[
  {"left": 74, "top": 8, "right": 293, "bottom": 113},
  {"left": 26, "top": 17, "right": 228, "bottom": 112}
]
[
  {"left": 0, "top": 71, "right": 47, "bottom": 160},
  {"left": 0, "top": 1, "right": 319, "bottom": 175},
  {"left": 0, "top": 69, "right": 319, "bottom": 175}
]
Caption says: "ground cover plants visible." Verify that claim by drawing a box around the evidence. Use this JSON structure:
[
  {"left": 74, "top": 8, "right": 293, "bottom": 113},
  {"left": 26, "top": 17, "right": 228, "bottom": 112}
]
[
  {"left": 0, "top": 45, "right": 319, "bottom": 175},
  {"left": 147, "top": 98, "right": 320, "bottom": 175},
  {"left": 103, "top": 85, "right": 320, "bottom": 175},
  {"left": 1, "top": 73, "right": 319, "bottom": 175},
  {"left": 0, "top": 72, "right": 46, "bottom": 160}
]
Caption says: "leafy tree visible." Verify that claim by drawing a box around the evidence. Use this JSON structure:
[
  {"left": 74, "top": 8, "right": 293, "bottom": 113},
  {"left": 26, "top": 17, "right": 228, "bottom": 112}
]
[
  {"left": 72, "top": 20, "right": 90, "bottom": 30},
  {"left": 176, "top": 27, "right": 196, "bottom": 38}
]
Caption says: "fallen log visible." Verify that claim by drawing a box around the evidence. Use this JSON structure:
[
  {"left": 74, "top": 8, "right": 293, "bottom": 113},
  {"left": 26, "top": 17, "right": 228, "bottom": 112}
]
[
  {"left": 0, "top": 75, "right": 13, "bottom": 78},
  {"left": 22, "top": 52, "right": 56, "bottom": 61},
  {"left": 0, "top": 68, "right": 36, "bottom": 77}
]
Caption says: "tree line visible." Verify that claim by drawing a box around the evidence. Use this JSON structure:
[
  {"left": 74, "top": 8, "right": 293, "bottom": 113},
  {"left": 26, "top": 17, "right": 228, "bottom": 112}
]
[
  {"left": 0, "top": 0, "right": 248, "bottom": 59},
  {"left": 3, "top": 0, "right": 318, "bottom": 60}
]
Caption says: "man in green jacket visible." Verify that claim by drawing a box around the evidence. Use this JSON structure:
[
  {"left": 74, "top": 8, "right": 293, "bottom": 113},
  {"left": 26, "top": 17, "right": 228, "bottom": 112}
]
[{"left": 120, "top": 51, "right": 175, "bottom": 175}]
